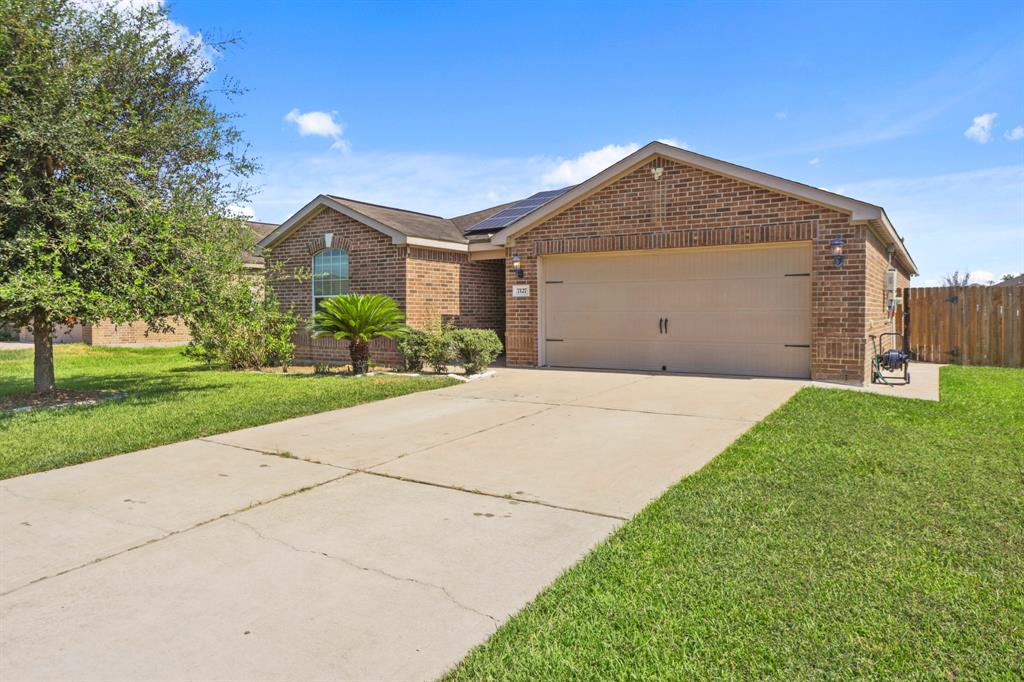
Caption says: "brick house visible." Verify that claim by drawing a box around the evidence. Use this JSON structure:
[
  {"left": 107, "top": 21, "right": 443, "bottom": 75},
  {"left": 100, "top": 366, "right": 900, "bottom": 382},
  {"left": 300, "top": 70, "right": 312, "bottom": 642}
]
[
  {"left": 260, "top": 142, "right": 916, "bottom": 384},
  {"left": 21, "top": 221, "right": 277, "bottom": 346}
]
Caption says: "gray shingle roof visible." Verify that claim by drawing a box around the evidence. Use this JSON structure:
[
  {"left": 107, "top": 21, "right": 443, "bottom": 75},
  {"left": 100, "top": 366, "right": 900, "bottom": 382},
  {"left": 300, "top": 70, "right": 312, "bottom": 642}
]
[
  {"left": 243, "top": 220, "right": 278, "bottom": 265},
  {"left": 327, "top": 196, "right": 467, "bottom": 243},
  {"left": 325, "top": 192, "right": 570, "bottom": 244}
]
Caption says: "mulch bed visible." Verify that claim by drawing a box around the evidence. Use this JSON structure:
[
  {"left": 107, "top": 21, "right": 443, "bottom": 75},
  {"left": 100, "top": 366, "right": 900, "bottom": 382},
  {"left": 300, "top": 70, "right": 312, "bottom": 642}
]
[{"left": 0, "top": 389, "right": 125, "bottom": 413}]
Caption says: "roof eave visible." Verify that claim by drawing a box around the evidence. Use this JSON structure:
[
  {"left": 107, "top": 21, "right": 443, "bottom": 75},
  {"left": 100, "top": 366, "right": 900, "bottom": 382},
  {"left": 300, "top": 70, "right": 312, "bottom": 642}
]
[
  {"left": 256, "top": 195, "right": 468, "bottom": 254},
  {"left": 870, "top": 209, "right": 918, "bottom": 276}
]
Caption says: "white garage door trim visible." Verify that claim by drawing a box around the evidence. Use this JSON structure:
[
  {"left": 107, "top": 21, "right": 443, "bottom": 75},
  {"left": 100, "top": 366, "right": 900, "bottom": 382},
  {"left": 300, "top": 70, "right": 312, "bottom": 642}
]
[{"left": 538, "top": 242, "right": 812, "bottom": 378}]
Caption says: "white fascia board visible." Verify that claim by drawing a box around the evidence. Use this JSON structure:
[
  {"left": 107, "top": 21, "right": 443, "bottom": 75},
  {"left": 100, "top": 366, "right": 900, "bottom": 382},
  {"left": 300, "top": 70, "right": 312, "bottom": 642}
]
[
  {"left": 405, "top": 236, "right": 470, "bottom": 252},
  {"left": 468, "top": 242, "right": 504, "bottom": 253},
  {"left": 871, "top": 211, "right": 919, "bottom": 275}
]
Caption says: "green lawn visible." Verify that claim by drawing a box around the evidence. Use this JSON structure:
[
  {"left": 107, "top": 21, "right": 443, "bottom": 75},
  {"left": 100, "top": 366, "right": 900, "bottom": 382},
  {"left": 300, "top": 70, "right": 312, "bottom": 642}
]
[
  {"left": 447, "top": 366, "right": 1024, "bottom": 680},
  {"left": 0, "top": 345, "right": 455, "bottom": 479}
]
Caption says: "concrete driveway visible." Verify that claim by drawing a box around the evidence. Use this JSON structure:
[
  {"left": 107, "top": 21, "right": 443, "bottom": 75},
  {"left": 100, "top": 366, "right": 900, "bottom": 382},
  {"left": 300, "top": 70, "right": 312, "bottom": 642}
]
[{"left": 1, "top": 369, "right": 801, "bottom": 681}]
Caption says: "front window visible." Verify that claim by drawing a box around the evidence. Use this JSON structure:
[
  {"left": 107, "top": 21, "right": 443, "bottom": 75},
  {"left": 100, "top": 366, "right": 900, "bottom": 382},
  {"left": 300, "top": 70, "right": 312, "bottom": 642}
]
[{"left": 312, "top": 249, "right": 349, "bottom": 312}]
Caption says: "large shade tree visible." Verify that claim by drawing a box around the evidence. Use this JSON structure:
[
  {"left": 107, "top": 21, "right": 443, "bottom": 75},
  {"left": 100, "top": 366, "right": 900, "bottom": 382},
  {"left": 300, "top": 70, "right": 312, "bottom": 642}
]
[{"left": 0, "top": 0, "right": 256, "bottom": 392}]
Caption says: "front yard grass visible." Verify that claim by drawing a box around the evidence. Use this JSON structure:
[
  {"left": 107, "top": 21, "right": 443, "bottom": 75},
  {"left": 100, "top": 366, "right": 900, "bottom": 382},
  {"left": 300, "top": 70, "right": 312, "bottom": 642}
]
[
  {"left": 447, "top": 366, "right": 1024, "bottom": 680},
  {"left": 0, "top": 345, "right": 456, "bottom": 479}
]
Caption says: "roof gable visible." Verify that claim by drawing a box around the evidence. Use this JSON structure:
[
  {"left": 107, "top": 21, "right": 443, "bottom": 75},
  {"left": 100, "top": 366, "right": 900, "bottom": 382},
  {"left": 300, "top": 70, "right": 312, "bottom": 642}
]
[
  {"left": 491, "top": 141, "right": 916, "bottom": 274},
  {"left": 257, "top": 195, "right": 473, "bottom": 252}
]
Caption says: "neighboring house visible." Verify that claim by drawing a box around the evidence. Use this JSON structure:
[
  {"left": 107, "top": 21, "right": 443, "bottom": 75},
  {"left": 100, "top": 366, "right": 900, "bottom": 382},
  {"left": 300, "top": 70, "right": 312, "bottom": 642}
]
[
  {"left": 995, "top": 274, "right": 1024, "bottom": 287},
  {"left": 259, "top": 141, "right": 917, "bottom": 384},
  {"left": 21, "top": 220, "right": 277, "bottom": 346}
]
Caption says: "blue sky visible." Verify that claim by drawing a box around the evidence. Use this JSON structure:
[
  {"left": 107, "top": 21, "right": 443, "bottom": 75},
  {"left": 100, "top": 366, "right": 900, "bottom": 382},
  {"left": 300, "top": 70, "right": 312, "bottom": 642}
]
[{"left": 167, "top": 0, "right": 1024, "bottom": 284}]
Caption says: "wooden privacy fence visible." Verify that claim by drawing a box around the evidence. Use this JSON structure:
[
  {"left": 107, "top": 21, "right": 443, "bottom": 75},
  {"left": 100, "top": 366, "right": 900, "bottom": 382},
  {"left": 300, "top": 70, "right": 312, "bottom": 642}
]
[{"left": 906, "top": 286, "right": 1024, "bottom": 367}]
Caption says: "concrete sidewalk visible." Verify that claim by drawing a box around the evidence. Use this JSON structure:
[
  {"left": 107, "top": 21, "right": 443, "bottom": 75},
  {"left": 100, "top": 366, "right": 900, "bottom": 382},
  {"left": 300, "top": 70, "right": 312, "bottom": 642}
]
[{"left": 1, "top": 369, "right": 802, "bottom": 681}]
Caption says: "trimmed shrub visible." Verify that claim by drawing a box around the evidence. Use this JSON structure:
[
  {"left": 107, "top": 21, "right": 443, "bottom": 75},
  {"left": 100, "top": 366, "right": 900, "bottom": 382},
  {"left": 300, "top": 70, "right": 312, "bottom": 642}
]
[
  {"left": 451, "top": 328, "right": 503, "bottom": 374},
  {"left": 396, "top": 328, "right": 430, "bottom": 372},
  {"left": 422, "top": 320, "right": 455, "bottom": 374}
]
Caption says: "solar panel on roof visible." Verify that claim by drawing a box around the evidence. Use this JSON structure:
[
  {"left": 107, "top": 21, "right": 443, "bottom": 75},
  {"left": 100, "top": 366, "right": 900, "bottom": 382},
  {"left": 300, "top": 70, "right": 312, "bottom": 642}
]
[{"left": 465, "top": 186, "right": 574, "bottom": 233}]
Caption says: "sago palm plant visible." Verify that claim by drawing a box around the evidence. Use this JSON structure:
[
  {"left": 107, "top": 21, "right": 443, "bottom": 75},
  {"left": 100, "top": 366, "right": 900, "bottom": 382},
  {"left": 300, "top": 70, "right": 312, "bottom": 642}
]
[{"left": 309, "top": 294, "right": 406, "bottom": 374}]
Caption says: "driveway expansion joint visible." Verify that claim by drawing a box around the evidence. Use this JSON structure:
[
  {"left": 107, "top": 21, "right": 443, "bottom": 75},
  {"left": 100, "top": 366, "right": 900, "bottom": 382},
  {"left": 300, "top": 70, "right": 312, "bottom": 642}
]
[
  {"left": 198, "top": 438, "right": 354, "bottom": 471},
  {"left": 358, "top": 470, "right": 629, "bottom": 522},
  {"left": 226, "top": 517, "right": 500, "bottom": 628}
]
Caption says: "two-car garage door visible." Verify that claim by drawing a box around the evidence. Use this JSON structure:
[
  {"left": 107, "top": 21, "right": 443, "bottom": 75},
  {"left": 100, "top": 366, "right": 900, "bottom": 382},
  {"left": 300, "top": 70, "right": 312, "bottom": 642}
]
[{"left": 541, "top": 243, "right": 811, "bottom": 379}]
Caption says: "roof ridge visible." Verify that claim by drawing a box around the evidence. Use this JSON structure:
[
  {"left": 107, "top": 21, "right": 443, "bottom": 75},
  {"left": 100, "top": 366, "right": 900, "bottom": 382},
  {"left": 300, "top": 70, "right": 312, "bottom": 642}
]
[{"left": 328, "top": 195, "right": 448, "bottom": 221}]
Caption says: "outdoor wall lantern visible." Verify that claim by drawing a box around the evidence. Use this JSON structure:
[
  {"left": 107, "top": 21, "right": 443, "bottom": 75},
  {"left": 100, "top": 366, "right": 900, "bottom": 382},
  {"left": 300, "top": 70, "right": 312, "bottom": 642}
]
[
  {"left": 512, "top": 255, "right": 524, "bottom": 279},
  {"left": 831, "top": 237, "right": 845, "bottom": 268}
]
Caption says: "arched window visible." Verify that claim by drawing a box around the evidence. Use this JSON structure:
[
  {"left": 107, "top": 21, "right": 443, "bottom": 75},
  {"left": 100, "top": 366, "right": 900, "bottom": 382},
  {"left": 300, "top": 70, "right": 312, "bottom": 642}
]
[{"left": 312, "top": 249, "right": 349, "bottom": 312}]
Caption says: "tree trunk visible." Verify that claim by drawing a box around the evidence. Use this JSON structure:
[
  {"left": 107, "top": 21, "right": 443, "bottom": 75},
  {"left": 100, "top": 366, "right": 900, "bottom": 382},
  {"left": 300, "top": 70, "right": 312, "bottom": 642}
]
[
  {"left": 349, "top": 339, "right": 370, "bottom": 375},
  {"left": 33, "top": 314, "right": 55, "bottom": 393}
]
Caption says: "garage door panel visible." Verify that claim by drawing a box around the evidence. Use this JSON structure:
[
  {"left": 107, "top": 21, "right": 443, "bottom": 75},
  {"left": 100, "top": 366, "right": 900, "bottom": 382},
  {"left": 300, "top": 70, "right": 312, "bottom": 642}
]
[
  {"left": 659, "top": 277, "right": 809, "bottom": 312},
  {"left": 542, "top": 244, "right": 811, "bottom": 379},
  {"left": 547, "top": 311, "right": 662, "bottom": 342},
  {"left": 546, "top": 282, "right": 661, "bottom": 314},
  {"left": 659, "top": 311, "right": 809, "bottom": 344},
  {"left": 545, "top": 340, "right": 665, "bottom": 372},
  {"left": 662, "top": 342, "right": 810, "bottom": 378}
]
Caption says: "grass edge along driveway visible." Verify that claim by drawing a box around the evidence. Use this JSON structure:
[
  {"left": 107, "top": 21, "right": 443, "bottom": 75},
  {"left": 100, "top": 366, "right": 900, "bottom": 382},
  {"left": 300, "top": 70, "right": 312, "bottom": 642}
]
[
  {"left": 0, "top": 345, "right": 456, "bottom": 479},
  {"left": 446, "top": 365, "right": 1024, "bottom": 680}
]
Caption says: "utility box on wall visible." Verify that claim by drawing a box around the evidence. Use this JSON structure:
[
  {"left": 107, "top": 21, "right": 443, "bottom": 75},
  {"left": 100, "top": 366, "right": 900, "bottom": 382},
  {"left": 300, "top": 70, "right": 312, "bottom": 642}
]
[{"left": 884, "top": 268, "right": 898, "bottom": 295}]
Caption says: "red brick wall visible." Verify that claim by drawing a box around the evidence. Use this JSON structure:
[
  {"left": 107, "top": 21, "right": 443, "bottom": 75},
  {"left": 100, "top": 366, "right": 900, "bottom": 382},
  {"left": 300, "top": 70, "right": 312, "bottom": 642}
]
[
  {"left": 266, "top": 207, "right": 506, "bottom": 367},
  {"left": 863, "top": 229, "right": 912, "bottom": 378},
  {"left": 265, "top": 206, "right": 406, "bottom": 366},
  {"left": 405, "top": 249, "right": 504, "bottom": 335},
  {"left": 505, "top": 155, "right": 883, "bottom": 383},
  {"left": 84, "top": 319, "right": 191, "bottom": 345}
]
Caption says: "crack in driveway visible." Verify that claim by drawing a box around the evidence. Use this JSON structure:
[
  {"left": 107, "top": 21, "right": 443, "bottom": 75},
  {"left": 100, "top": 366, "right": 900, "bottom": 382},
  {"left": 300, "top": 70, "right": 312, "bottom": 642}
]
[
  {"left": 0, "top": 473, "right": 352, "bottom": 597},
  {"left": 225, "top": 517, "right": 500, "bottom": 629}
]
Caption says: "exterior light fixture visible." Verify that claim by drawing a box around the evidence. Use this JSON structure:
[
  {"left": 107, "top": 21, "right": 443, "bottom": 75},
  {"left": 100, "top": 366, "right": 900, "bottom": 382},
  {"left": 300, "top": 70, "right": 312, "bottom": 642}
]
[
  {"left": 512, "top": 255, "right": 524, "bottom": 279},
  {"left": 831, "top": 237, "right": 845, "bottom": 268}
]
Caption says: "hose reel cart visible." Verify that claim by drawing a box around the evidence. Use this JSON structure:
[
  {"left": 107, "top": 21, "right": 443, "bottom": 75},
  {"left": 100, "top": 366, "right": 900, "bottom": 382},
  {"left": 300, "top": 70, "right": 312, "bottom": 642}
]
[{"left": 870, "top": 332, "right": 910, "bottom": 385}]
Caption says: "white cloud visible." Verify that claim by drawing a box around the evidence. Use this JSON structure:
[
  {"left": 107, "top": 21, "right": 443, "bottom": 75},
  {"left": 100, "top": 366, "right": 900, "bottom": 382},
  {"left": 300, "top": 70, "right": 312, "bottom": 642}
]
[
  {"left": 1005, "top": 126, "right": 1024, "bottom": 141},
  {"left": 541, "top": 143, "right": 641, "bottom": 185},
  {"left": 541, "top": 139, "right": 685, "bottom": 186},
  {"left": 283, "top": 109, "right": 347, "bottom": 150},
  {"left": 72, "top": 0, "right": 214, "bottom": 66},
  {"left": 834, "top": 165, "right": 1024, "bottom": 285},
  {"left": 775, "top": 111, "right": 788, "bottom": 120},
  {"left": 969, "top": 270, "right": 996, "bottom": 284},
  {"left": 226, "top": 204, "right": 255, "bottom": 219},
  {"left": 964, "top": 112, "right": 997, "bottom": 143},
  {"left": 253, "top": 149, "right": 555, "bottom": 222},
  {"left": 252, "top": 139, "right": 681, "bottom": 221},
  {"left": 808, "top": 157, "right": 820, "bottom": 166}
]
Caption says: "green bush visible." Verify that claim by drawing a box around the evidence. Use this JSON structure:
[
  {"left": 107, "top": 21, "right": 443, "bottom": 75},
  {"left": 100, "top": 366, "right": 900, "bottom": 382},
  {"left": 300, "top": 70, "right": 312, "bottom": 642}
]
[
  {"left": 451, "top": 328, "right": 503, "bottom": 374},
  {"left": 396, "top": 328, "right": 430, "bottom": 372},
  {"left": 422, "top": 320, "right": 456, "bottom": 374},
  {"left": 184, "top": 279, "right": 298, "bottom": 371}
]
